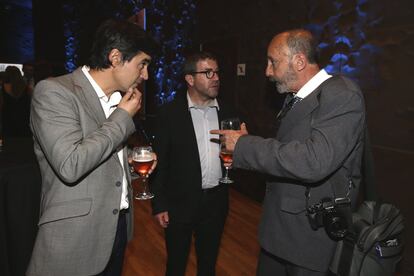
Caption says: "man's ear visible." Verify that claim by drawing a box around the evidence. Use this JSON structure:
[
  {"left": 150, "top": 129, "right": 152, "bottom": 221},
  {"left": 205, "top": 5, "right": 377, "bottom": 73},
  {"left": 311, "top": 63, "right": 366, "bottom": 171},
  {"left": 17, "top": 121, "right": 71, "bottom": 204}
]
[
  {"left": 293, "top": 53, "right": 306, "bottom": 71},
  {"left": 108, "top": 49, "right": 122, "bottom": 67},
  {"left": 185, "top": 74, "right": 194, "bottom": 86}
]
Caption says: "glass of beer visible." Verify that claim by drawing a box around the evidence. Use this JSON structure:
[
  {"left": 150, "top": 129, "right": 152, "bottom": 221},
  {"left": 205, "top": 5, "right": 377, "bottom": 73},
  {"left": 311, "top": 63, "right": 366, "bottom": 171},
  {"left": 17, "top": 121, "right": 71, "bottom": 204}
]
[
  {"left": 219, "top": 118, "right": 241, "bottom": 184},
  {"left": 132, "top": 146, "right": 155, "bottom": 200}
]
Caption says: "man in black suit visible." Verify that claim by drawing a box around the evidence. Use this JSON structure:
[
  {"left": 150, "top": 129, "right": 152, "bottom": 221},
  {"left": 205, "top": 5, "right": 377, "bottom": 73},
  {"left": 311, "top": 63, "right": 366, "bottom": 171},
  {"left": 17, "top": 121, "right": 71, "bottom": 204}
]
[
  {"left": 151, "top": 52, "right": 237, "bottom": 276},
  {"left": 213, "top": 29, "right": 366, "bottom": 275}
]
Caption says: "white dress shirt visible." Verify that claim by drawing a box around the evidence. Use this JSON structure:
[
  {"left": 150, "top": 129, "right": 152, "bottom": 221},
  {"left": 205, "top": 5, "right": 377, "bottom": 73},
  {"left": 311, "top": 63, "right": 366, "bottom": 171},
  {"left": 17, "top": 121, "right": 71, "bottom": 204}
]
[
  {"left": 82, "top": 66, "right": 129, "bottom": 209},
  {"left": 295, "top": 69, "right": 332, "bottom": 99},
  {"left": 187, "top": 93, "right": 222, "bottom": 189}
]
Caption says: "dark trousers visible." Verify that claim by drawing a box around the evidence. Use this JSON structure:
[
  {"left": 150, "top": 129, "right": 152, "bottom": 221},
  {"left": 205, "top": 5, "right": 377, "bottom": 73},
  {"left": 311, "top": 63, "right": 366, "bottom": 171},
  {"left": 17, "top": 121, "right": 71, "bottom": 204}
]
[
  {"left": 257, "top": 248, "right": 332, "bottom": 276},
  {"left": 165, "top": 186, "right": 228, "bottom": 276},
  {"left": 96, "top": 210, "right": 128, "bottom": 276}
]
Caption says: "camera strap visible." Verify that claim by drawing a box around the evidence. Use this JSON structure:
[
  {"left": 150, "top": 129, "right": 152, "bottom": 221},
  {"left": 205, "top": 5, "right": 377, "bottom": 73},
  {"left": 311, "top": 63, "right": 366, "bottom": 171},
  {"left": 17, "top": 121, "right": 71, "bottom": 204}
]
[
  {"left": 305, "top": 118, "right": 365, "bottom": 212},
  {"left": 305, "top": 178, "right": 353, "bottom": 213},
  {"left": 305, "top": 89, "right": 363, "bottom": 211}
]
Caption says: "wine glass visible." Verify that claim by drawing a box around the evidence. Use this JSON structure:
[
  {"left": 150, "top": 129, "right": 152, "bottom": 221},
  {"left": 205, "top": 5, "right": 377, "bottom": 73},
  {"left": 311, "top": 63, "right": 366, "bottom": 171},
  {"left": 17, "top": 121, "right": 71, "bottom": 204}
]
[
  {"left": 132, "top": 146, "right": 155, "bottom": 200},
  {"left": 219, "top": 118, "right": 241, "bottom": 184}
]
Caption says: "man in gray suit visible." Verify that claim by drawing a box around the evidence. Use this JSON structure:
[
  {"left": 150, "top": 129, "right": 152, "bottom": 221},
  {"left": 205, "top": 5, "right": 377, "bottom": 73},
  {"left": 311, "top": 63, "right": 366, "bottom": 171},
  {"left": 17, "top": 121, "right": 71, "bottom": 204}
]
[
  {"left": 213, "top": 29, "right": 366, "bottom": 275},
  {"left": 27, "top": 19, "right": 156, "bottom": 276}
]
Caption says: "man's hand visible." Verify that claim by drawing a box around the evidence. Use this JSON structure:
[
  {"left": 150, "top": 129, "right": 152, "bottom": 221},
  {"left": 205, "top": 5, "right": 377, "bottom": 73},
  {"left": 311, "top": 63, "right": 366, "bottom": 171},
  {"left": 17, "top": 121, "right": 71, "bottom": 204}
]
[
  {"left": 154, "top": 211, "right": 169, "bottom": 228},
  {"left": 210, "top": 123, "right": 248, "bottom": 153},
  {"left": 118, "top": 86, "right": 142, "bottom": 117},
  {"left": 148, "top": 152, "right": 157, "bottom": 175}
]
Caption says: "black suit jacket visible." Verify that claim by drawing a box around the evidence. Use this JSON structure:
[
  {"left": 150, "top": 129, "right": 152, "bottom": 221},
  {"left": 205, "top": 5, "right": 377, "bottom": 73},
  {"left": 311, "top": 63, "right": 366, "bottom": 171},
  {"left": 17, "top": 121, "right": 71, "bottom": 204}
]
[
  {"left": 151, "top": 92, "right": 237, "bottom": 222},
  {"left": 234, "top": 75, "right": 366, "bottom": 271}
]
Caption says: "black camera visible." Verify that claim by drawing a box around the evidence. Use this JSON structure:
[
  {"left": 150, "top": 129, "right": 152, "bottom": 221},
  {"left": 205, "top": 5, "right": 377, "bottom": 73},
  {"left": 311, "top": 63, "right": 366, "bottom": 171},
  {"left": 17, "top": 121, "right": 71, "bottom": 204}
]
[{"left": 306, "top": 197, "right": 351, "bottom": 241}]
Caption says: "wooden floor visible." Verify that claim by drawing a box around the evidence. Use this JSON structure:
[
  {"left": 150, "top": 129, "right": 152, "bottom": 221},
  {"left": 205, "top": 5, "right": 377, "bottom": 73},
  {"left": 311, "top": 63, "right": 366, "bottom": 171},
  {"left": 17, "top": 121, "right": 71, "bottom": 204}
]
[{"left": 122, "top": 186, "right": 262, "bottom": 276}]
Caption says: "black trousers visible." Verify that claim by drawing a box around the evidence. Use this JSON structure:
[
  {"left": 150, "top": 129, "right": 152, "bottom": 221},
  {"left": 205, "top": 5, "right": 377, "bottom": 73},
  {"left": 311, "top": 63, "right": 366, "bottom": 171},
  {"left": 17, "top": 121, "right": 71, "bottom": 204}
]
[
  {"left": 96, "top": 209, "right": 128, "bottom": 276},
  {"left": 165, "top": 186, "right": 228, "bottom": 276},
  {"left": 257, "top": 249, "right": 333, "bottom": 276}
]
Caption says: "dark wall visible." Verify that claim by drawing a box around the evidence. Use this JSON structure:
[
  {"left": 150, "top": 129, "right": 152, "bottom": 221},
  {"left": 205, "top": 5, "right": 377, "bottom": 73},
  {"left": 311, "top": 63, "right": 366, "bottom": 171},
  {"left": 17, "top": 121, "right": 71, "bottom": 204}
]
[
  {"left": 32, "top": 0, "right": 65, "bottom": 64},
  {"left": 0, "top": 0, "right": 34, "bottom": 63},
  {"left": 0, "top": 0, "right": 66, "bottom": 74},
  {"left": 196, "top": 0, "right": 414, "bottom": 273}
]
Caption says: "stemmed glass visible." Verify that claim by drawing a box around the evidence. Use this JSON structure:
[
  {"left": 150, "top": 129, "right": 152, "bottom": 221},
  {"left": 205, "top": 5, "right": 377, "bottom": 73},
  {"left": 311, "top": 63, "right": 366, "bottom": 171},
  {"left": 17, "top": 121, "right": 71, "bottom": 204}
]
[
  {"left": 127, "top": 147, "right": 140, "bottom": 180},
  {"left": 132, "top": 146, "right": 155, "bottom": 200},
  {"left": 219, "top": 118, "right": 241, "bottom": 184}
]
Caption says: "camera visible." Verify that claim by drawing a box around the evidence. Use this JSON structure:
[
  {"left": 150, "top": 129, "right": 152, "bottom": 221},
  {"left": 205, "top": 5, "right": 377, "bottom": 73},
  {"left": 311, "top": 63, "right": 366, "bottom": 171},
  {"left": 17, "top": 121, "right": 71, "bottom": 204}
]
[{"left": 306, "top": 197, "right": 351, "bottom": 241}]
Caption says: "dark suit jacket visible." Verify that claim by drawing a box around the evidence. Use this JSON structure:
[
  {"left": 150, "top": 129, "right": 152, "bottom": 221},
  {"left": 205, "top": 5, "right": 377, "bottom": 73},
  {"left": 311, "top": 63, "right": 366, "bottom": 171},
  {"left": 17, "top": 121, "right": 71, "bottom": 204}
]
[
  {"left": 151, "top": 92, "right": 237, "bottom": 222},
  {"left": 233, "top": 75, "right": 366, "bottom": 271}
]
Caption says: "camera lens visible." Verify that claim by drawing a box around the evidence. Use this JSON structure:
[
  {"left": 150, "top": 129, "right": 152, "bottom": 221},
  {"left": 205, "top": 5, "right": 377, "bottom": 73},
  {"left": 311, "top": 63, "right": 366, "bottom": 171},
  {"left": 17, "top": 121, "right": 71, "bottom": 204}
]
[{"left": 324, "top": 212, "right": 348, "bottom": 241}]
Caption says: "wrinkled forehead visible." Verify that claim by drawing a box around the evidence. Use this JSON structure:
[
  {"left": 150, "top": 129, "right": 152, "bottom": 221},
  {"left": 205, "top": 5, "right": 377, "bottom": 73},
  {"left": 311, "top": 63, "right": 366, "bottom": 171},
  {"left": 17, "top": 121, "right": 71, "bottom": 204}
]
[{"left": 268, "top": 34, "right": 290, "bottom": 58}]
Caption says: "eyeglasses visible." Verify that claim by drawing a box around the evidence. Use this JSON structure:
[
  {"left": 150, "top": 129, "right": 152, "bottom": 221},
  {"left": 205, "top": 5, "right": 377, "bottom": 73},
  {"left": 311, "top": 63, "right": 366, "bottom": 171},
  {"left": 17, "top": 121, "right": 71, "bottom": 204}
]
[{"left": 190, "top": 70, "right": 219, "bottom": 79}]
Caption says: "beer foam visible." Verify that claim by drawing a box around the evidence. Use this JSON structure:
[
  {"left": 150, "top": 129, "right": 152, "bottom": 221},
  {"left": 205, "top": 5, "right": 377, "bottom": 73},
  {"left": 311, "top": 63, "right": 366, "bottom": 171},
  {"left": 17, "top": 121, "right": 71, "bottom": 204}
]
[{"left": 134, "top": 155, "right": 153, "bottom": 162}]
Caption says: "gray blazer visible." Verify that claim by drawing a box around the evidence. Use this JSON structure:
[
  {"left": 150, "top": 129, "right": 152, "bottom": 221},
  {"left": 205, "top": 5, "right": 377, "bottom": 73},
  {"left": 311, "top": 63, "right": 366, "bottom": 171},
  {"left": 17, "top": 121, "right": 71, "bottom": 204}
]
[
  {"left": 233, "top": 76, "right": 366, "bottom": 271},
  {"left": 27, "top": 68, "right": 136, "bottom": 276}
]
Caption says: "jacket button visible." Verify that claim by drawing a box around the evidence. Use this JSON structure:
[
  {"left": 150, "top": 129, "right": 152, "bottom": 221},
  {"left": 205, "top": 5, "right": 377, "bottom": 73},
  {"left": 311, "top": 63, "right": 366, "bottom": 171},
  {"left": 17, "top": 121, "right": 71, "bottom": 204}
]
[
  {"left": 115, "top": 181, "right": 122, "bottom": 187},
  {"left": 113, "top": 209, "right": 118, "bottom": 215}
]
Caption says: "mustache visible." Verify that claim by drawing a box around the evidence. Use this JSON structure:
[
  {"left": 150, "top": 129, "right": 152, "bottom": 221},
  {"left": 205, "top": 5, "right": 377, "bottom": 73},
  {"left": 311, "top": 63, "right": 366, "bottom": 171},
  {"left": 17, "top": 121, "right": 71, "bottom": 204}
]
[{"left": 268, "top": 76, "right": 278, "bottom": 83}]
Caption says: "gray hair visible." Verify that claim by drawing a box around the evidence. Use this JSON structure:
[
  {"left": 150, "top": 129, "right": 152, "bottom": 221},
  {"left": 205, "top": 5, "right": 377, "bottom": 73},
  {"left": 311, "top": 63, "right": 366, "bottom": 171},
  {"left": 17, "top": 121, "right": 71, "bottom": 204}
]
[{"left": 285, "top": 29, "right": 318, "bottom": 64}]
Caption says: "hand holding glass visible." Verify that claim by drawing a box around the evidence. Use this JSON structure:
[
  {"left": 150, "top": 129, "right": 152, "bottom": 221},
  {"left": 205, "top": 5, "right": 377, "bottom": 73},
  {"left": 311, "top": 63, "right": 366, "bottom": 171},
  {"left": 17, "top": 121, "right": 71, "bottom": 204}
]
[
  {"left": 219, "top": 118, "right": 241, "bottom": 184},
  {"left": 132, "top": 146, "right": 155, "bottom": 200}
]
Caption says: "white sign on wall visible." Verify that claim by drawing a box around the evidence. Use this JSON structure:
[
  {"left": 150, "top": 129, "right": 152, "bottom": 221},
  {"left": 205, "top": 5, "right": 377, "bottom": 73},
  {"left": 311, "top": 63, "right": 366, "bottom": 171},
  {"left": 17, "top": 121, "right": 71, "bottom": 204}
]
[{"left": 237, "top": 63, "right": 246, "bottom": 76}]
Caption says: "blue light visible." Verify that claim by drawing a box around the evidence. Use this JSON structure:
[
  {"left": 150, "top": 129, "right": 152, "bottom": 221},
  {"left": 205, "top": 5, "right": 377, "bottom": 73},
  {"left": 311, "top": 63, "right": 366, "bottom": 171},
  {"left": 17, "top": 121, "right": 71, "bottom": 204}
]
[
  {"left": 334, "top": 35, "right": 352, "bottom": 48},
  {"left": 62, "top": 0, "right": 195, "bottom": 104},
  {"left": 2, "top": 0, "right": 34, "bottom": 63},
  {"left": 341, "top": 64, "right": 356, "bottom": 74},
  {"left": 330, "top": 53, "right": 348, "bottom": 63},
  {"left": 146, "top": 0, "right": 196, "bottom": 104},
  {"left": 306, "top": 0, "right": 383, "bottom": 88},
  {"left": 63, "top": 2, "right": 80, "bottom": 72},
  {"left": 318, "top": 42, "right": 330, "bottom": 49},
  {"left": 324, "top": 65, "right": 336, "bottom": 74},
  {"left": 356, "top": 5, "right": 367, "bottom": 17}
]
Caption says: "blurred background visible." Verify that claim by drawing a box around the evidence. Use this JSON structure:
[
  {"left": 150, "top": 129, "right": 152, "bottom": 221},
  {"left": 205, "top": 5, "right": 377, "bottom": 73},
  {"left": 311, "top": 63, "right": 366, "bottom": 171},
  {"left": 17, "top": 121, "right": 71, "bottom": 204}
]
[{"left": 0, "top": 0, "right": 413, "bottom": 274}]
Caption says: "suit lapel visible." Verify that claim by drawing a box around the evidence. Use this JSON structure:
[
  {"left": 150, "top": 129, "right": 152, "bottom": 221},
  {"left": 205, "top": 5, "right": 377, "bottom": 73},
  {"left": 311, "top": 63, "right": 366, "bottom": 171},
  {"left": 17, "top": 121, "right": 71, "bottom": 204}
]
[
  {"left": 175, "top": 95, "right": 201, "bottom": 164},
  {"left": 277, "top": 88, "right": 320, "bottom": 138},
  {"left": 72, "top": 68, "right": 106, "bottom": 124},
  {"left": 280, "top": 75, "right": 342, "bottom": 134},
  {"left": 72, "top": 68, "right": 122, "bottom": 165},
  {"left": 123, "top": 147, "right": 131, "bottom": 184}
]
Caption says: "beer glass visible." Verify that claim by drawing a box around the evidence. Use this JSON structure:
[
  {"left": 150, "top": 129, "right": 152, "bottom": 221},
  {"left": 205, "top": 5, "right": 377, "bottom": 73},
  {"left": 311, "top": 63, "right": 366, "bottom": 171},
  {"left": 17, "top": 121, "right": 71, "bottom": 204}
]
[
  {"left": 219, "top": 118, "right": 241, "bottom": 184},
  {"left": 127, "top": 147, "right": 139, "bottom": 180},
  {"left": 132, "top": 146, "right": 155, "bottom": 200}
]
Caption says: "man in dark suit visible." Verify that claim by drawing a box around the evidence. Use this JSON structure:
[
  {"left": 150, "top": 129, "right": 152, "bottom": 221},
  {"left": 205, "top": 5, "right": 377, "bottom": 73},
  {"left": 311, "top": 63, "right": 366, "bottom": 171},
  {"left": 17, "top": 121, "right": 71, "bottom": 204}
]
[
  {"left": 151, "top": 52, "right": 237, "bottom": 276},
  {"left": 28, "top": 19, "right": 156, "bottom": 276},
  {"left": 212, "top": 29, "right": 366, "bottom": 275}
]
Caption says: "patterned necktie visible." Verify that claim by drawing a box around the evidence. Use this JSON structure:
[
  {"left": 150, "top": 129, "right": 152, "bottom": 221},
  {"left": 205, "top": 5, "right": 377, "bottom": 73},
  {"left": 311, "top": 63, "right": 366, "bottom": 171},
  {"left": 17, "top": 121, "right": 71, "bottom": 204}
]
[
  {"left": 277, "top": 94, "right": 302, "bottom": 120},
  {"left": 273, "top": 94, "right": 303, "bottom": 133}
]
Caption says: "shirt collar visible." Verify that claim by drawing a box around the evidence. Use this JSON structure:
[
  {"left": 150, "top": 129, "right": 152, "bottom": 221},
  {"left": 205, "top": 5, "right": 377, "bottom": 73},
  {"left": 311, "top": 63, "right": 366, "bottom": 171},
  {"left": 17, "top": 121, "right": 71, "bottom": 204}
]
[
  {"left": 187, "top": 92, "right": 220, "bottom": 110},
  {"left": 295, "top": 69, "right": 332, "bottom": 99},
  {"left": 81, "top": 65, "right": 121, "bottom": 106}
]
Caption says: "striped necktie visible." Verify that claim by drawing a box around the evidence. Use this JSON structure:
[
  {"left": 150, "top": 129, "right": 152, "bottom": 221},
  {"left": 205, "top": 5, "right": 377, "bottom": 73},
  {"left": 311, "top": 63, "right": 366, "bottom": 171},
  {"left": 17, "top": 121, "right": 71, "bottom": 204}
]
[
  {"left": 273, "top": 94, "right": 302, "bottom": 134},
  {"left": 277, "top": 94, "right": 302, "bottom": 120}
]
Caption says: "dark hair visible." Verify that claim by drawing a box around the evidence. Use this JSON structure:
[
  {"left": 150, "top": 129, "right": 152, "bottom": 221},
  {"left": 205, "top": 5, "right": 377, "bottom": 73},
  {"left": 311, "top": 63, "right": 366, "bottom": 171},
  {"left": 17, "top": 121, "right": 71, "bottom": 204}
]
[
  {"left": 0, "top": 71, "right": 6, "bottom": 82},
  {"left": 286, "top": 29, "right": 318, "bottom": 64},
  {"left": 183, "top": 51, "right": 218, "bottom": 75},
  {"left": 4, "top": 66, "right": 26, "bottom": 97},
  {"left": 88, "top": 19, "right": 157, "bottom": 70}
]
